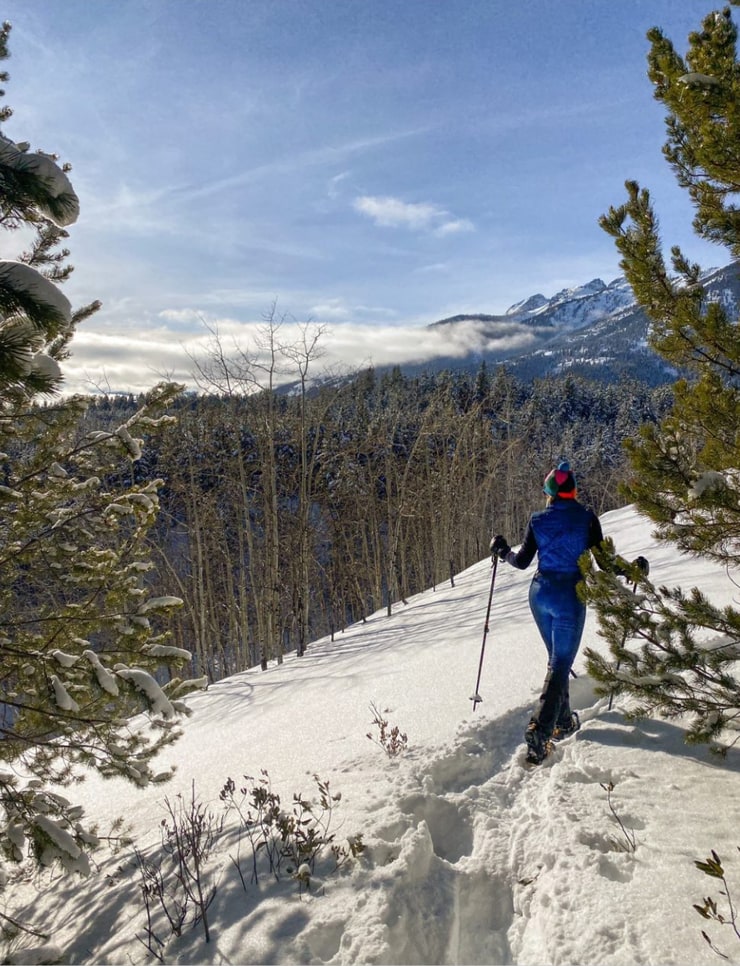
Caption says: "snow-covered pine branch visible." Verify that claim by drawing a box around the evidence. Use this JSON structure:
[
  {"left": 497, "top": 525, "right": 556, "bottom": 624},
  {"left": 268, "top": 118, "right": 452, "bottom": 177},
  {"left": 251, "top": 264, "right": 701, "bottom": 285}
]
[
  {"left": 0, "top": 260, "right": 72, "bottom": 330},
  {"left": 115, "top": 667, "right": 176, "bottom": 719},
  {"left": 0, "top": 134, "right": 79, "bottom": 227}
]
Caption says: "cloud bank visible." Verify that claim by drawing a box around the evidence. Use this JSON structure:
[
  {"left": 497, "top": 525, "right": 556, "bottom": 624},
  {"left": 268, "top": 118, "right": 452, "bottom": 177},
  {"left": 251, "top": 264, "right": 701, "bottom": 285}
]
[{"left": 61, "top": 314, "right": 538, "bottom": 396}]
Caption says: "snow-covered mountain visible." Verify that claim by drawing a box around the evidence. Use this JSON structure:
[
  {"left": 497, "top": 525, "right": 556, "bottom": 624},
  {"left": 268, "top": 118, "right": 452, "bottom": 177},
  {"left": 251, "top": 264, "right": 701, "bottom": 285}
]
[
  {"left": 503, "top": 276, "right": 635, "bottom": 331},
  {"left": 421, "top": 261, "right": 740, "bottom": 385}
]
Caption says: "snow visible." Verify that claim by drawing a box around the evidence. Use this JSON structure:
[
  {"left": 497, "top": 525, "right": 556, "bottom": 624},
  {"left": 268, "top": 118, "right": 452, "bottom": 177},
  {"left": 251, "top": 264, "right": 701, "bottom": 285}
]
[
  {"left": 690, "top": 471, "right": 728, "bottom": 499},
  {"left": 0, "top": 261, "right": 72, "bottom": 326},
  {"left": 505, "top": 293, "right": 548, "bottom": 317},
  {"left": 49, "top": 675, "right": 78, "bottom": 713},
  {"left": 28, "top": 353, "right": 62, "bottom": 383},
  {"left": 679, "top": 72, "right": 722, "bottom": 88},
  {"left": 114, "top": 668, "right": 176, "bottom": 719},
  {"left": 145, "top": 643, "right": 192, "bottom": 660},
  {"left": 115, "top": 425, "right": 143, "bottom": 460},
  {"left": 8, "top": 504, "right": 740, "bottom": 965},
  {"left": 137, "top": 596, "right": 184, "bottom": 614},
  {"left": 0, "top": 134, "right": 80, "bottom": 227},
  {"left": 503, "top": 275, "right": 636, "bottom": 333},
  {"left": 5, "top": 943, "right": 64, "bottom": 966},
  {"left": 33, "top": 815, "right": 89, "bottom": 874},
  {"left": 82, "top": 649, "right": 119, "bottom": 696}
]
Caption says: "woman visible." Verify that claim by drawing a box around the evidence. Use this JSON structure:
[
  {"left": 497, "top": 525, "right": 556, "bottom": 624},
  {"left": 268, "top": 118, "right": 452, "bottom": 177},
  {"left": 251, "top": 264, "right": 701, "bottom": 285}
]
[{"left": 491, "top": 461, "right": 636, "bottom": 765}]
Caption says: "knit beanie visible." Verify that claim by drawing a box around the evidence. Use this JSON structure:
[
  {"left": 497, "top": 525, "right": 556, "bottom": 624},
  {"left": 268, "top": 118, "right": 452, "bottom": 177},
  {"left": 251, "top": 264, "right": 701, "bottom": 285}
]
[{"left": 543, "top": 460, "right": 577, "bottom": 499}]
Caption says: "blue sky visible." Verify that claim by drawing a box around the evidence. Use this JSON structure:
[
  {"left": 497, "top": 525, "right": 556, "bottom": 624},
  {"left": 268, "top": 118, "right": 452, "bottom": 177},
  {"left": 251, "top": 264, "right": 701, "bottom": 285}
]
[{"left": 1, "top": 0, "right": 728, "bottom": 392}]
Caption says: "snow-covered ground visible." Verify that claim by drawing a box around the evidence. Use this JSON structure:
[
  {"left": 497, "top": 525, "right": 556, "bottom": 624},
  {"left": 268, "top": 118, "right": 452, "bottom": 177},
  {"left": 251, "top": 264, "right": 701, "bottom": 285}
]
[{"left": 8, "top": 504, "right": 740, "bottom": 965}]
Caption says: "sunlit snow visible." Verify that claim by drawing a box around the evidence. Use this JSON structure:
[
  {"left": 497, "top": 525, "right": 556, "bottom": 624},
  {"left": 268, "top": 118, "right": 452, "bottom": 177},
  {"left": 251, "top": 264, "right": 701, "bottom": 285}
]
[{"left": 8, "top": 505, "right": 740, "bottom": 966}]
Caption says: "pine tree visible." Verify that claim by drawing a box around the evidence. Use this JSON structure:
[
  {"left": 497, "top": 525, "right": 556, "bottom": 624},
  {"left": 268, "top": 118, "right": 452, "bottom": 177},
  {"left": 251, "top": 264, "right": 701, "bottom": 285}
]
[
  {"left": 584, "top": 3, "right": 740, "bottom": 749},
  {"left": 0, "top": 23, "right": 197, "bottom": 881}
]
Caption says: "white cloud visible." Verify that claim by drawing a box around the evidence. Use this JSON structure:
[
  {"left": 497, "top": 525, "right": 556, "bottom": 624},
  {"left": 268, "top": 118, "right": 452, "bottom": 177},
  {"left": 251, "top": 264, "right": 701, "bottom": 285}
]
[
  {"left": 182, "top": 129, "right": 431, "bottom": 204},
  {"left": 157, "top": 308, "right": 202, "bottom": 323},
  {"left": 353, "top": 195, "right": 474, "bottom": 235},
  {"left": 307, "top": 298, "right": 352, "bottom": 321},
  {"left": 307, "top": 298, "right": 399, "bottom": 322},
  {"left": 59, "top": 315, "right": 537, "bottom": 396},
  {"left": 327, "top": 171, "right": 351, "bottom": 200},
  {"left": 353, "top": 195, "right": 441, "bottom": 229},
  {"left": 326, "top": 318, "right": 535, "bottom": 368},
  {"left": 433, "top": 217, "right": 474, "bottom": 236},
  {"left": 415, "top": 261, "right": 452, "bottom": 275}
]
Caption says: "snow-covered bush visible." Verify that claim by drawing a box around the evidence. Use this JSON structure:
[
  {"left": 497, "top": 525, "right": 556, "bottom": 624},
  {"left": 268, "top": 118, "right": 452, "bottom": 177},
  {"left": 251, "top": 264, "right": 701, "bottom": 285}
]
[{"left": 132, "top": 772, "right": 364, "bottom": 961}]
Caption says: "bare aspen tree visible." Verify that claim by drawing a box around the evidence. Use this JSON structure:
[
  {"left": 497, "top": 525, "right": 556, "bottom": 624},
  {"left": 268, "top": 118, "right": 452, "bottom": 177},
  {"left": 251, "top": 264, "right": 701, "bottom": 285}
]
[
  {"left": 189, "top": 308, "right": 326, "bottom": 669},
  {"left": 279, "top": 322, "right": 326, "bottom": 656}
]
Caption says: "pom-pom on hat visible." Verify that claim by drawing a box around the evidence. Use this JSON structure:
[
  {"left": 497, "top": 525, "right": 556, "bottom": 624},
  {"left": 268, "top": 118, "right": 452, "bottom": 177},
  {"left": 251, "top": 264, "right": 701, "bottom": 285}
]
[{"left": 543, "top": 460, "right": 577, "bottom": 499}]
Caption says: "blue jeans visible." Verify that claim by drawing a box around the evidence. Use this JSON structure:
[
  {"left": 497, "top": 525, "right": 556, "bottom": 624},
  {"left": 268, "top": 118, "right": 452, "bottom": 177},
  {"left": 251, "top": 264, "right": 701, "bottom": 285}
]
[{"left": 528, "top": 571, "right": 586, "bottom": 738}]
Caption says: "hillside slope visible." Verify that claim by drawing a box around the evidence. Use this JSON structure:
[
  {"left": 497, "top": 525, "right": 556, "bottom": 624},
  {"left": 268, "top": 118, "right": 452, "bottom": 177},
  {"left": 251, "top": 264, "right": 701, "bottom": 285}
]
[{"left": 9, "top": 505, "right": 740, "bottom": 966}]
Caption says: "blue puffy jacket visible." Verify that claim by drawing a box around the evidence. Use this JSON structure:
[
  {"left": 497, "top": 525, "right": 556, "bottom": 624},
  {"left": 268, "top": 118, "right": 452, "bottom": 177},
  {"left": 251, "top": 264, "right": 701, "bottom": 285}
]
[{"left": 506, "top": 499, "right": 603, "bottom": 575}]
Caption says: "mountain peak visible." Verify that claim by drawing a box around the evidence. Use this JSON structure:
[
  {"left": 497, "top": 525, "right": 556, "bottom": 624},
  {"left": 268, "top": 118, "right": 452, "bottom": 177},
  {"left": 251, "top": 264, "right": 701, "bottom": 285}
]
[
  {"left": 505, "top": 293, "right": 549, "bottom": 317},
  {"left": 505, "top": 278, "right": 616, "bottom": 320},
  {"left": 552, "top": 278, "right": 607, "bottom": 303},
  {"left": 499, "top": 276, "right": 633, "bottom": 332}
]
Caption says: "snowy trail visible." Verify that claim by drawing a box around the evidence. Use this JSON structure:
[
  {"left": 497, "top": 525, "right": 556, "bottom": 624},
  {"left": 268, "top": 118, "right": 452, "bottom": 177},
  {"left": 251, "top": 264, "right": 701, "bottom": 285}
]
[
  {"left": 331, "top": 711, "right": 526, "bottom": 965},
  {"left": 334, "top": 691, "right": 740, "bottom": 966},
  {"left": 318, "top": 688, "right": 558, "bottom": 965}
]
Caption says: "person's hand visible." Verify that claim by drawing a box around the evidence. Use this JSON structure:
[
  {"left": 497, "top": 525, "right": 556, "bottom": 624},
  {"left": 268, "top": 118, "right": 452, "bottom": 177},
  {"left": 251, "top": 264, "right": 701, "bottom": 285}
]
[
  {"left": 490, "top": 535, "right": 511, "bottom": 560},
  {"left": 633, "top": 555, "right": 650, "bottom": 577}
]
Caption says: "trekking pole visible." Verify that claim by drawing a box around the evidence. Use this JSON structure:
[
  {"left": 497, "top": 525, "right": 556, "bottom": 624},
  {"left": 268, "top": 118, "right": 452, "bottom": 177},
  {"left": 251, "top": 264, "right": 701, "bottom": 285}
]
[
  {"left": 608, "top": 578, "right": 639, "bottom": 712},
  {"left": 470, "top": 555, "right": 498, "bottom": 711}
]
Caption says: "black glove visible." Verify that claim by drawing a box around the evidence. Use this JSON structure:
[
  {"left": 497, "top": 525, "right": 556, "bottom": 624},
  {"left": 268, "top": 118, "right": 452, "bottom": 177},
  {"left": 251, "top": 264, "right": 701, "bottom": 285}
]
[
  {"left": 633, "top": 555, "right": 650, "bottom": 577},
  {"left": 615, "top": 554, "right": 650, "bottom": 580},
  {"left": 490, "top": 534, "right": 511, "bottom": 560}
]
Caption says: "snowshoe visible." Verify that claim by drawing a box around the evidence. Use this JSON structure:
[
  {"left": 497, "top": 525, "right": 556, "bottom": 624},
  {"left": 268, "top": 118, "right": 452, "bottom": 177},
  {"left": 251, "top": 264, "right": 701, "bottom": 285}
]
[
  {"left": 524, "top": 720, "right": 551, "bottom": 765},
  {"left": 552, "top": 711, "right": 580, "bottom": 742}
]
